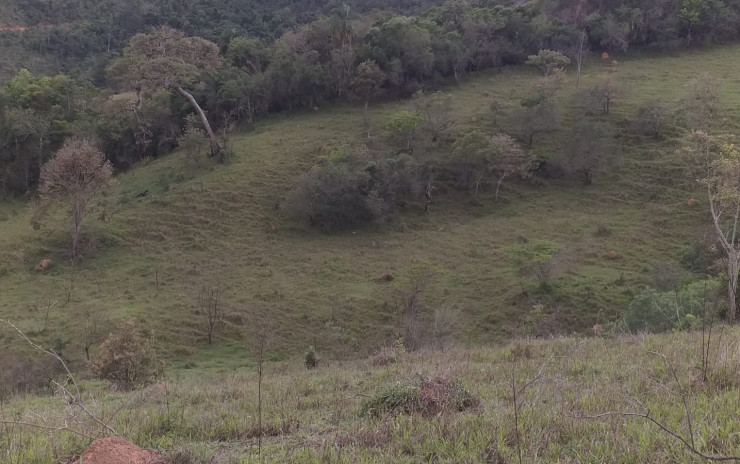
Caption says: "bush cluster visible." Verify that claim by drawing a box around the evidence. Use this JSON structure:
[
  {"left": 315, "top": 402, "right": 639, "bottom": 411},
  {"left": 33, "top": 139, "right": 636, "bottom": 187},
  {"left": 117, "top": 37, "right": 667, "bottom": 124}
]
[
  {"left": 361, "top": 376, "right": 477, "bottom": 417},
  {"left": 285, "top": 153, "right": 422, "bottom": 231},
  {"left": 622, "top": 280, "right": 721, "bottom": 333},
  {"left": 0, "top": 350, "right": 61, "bottom": 398},
  {"left": 91, "top": 318, "right": 161, "bottom": 390}
]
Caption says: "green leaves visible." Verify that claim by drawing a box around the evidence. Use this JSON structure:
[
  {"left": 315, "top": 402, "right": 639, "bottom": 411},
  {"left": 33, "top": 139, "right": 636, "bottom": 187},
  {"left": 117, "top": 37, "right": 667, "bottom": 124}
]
[
  {"left": 525, "top": 50, "right": 571, "bottom": 76},
  {"left": 384, "top": 111, "right": 424, "bottom": 136}
]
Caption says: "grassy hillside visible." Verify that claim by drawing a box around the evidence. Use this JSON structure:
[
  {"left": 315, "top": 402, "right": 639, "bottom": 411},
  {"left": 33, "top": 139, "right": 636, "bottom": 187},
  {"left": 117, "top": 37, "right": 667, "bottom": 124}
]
[
  {"left": 2, "top": 45, "right": 740, "bottom": 366},
  {"left": 6, "top": 329, "right": 740, "bottom": 463}
]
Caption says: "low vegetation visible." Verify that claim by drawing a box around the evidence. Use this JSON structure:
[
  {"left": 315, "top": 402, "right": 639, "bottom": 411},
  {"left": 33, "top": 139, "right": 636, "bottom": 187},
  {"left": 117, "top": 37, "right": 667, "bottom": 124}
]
[{"left": 4, "top": 331, "right": 740, "bottom": 463}]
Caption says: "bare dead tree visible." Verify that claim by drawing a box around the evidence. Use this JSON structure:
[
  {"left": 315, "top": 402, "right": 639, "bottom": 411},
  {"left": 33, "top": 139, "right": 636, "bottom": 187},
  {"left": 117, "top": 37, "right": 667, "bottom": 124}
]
[
  {"left": 198, "top": 285, "right": 225, "bottom": 344},
  {"left": 28, "top": 297, "right": 57, "bottom": 334},
  {"left": 82, "top": 310, "right": 103, "bottom": 362}
]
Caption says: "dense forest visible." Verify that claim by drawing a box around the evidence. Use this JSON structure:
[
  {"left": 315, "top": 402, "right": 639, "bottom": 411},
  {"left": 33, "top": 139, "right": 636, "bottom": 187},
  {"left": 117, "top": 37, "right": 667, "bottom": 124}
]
[{"left": 1, "top": 0, "right": 738, "bottom": 195}]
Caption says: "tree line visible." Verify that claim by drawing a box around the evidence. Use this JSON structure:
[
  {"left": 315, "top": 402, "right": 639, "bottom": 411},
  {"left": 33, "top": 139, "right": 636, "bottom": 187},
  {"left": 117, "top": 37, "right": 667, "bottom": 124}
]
[{"left": 2, "top": 0, "right": 739, "bottom": 195}]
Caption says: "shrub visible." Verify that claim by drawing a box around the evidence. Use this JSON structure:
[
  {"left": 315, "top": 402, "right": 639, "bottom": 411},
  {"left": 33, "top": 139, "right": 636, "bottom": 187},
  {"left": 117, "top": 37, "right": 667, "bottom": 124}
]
[
  {"left": 632, "top": 102, "right": 674, "bottom": 138},
  {"left": 178, "top": 120, "right": 209, "bottom": 167},
  {"left": 91, "top": 318, "right": 160, "bottom": 390},
  {"left": 652, "top": 260, "right": 683, "bottom": 291},
  {"left": 622, "top": 280, "right": 720, "bottom": 333},
  {"left": 509, "top": 240, "right": 560, "bottom": 288},
  {"left": 0, "top": 350, "right": 61, "bottom": 398},
  {"left": 361, "top": 376, "right": 477, "bottom": 417},
  {"left": 286, "top": 154, "right": 423, "bottom": 231},
  {"left": 285, "top": 163, "right": 380, "bottom": 231},
  {"left": 384, "top": 111, "right": 424, "bottom": 150},
  {"left": 681, "top": 239, "right": 721, "bottom": 274},
  {"left": 304, "top": 345, "right": 318, "bottom": 369}
]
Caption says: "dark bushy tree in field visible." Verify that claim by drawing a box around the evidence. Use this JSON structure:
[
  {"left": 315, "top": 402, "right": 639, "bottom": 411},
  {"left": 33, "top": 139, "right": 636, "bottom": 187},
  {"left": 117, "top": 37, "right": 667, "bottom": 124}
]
[
  {"left": 286, "top": 151, "right": 422, "bottom": 231},
  {"left": 286, "top": 163, "right": 381, "bottom": 231},
  {"left": 451, "top": 131, "right": 536, "bottom": 201},
  {"left": 512, "top": 99, "right": 560, "bottom": 148},
  {"left": 566, "top": 120, "right": 619, "bottom": 185}
]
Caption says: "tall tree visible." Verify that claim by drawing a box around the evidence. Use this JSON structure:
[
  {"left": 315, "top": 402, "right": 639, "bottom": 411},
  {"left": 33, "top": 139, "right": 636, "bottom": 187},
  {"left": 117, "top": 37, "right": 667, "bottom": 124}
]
[
  {"left": 351, "top": 60, "right": 385, "bottom": 130},
  {"left": 412, "top": 91, "right": 454, "bottom": 143},
  {"left": 684, "top": 72, "right": 721, "bottom": 130},
  {"left": 39, "top": 138, "right": 113, "bottom": 258},
  {"left": 566, "top": 120, "right": 619, "bottom": 185},
  {"left": 452, "top": 130, "right": 535, "bottom": 201},
  {"left": 588, "top": 77, "right": 618, "bottom": 115},
  {"left": 687, "top": 131, "right": 740, "bottom": 323},
  {"left": 512, "top": 99, "right": 560, "bottom": 147},
  {"left": 107, "top": 27, "right": 223, "bottom": 157},
  {"left": 526, "top": 49, "right": 571, "bottom": 77}
]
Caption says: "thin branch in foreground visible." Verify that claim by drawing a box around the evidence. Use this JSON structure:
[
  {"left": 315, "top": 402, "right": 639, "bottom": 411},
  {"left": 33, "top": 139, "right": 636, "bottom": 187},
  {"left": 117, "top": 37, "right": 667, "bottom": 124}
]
[
  {"left": 0, "top": 420, "right": 96, "bottom": 440},
  {"left": 569, "top": 408, "right": 740, "bottom": 462},
  {"left": 1, "top": 319, "right": 119, "bottom": 438},
  {"left": 569, "top": 346, "right": 739, "bottom": 462}
]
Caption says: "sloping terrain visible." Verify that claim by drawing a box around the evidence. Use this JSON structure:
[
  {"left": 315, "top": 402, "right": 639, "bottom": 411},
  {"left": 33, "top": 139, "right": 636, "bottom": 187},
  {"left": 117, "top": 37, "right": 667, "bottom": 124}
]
[{"left": 2, "top": 45, "right": 739, "bottom": 365}]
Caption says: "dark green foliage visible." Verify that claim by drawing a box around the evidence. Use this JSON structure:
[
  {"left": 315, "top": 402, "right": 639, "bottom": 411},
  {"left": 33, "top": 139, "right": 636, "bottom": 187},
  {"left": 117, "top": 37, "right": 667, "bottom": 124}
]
[
  {"left": 304, "top": 345, "right": 318, "bottom": 369},
  {"left": 566, "top": 120, "right": 619, "bottom": 185},
  {"left": 622, "top": 280, "right": 720, "bottom": 333},
  {"left": 512, "top": 99, "right": 560, "bottom": 147},
  {"left": 4, "top": 0, "right": 740, "bottom": 194},
  {"left": 286, "top": 152, "right": 422, "bottom": 231},
  {"left": 681, "top": 239, "right": 722, "bottom": 275}
]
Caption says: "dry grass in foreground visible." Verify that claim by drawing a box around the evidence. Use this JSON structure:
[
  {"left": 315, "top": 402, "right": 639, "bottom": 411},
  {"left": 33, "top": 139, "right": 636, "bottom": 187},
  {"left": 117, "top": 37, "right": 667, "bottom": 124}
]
[{"left": 4, "top": 328, "right": 740, "bottom": 463}]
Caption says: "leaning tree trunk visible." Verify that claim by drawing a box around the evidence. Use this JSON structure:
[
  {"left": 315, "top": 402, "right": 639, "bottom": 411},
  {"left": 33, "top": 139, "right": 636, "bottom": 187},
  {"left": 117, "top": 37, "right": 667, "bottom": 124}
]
[
  {"left": 175, "top": 85, "right": 221, "bottom": 157},
  {"left": 494, "top": 176, "right": 505, "bottom": 203}
]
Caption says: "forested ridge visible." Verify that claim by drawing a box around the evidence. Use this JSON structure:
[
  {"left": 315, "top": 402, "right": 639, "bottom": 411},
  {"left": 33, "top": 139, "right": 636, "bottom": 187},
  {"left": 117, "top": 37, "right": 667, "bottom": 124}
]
[{"left": 1, "top": 0, "right": 738, "bottom": 195}]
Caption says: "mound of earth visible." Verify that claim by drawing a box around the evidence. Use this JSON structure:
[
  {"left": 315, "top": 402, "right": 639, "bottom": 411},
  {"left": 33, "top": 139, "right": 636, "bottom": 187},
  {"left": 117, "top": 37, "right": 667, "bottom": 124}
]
[{"left": 79, "top": 437, "right": 168, "bottom": 464}]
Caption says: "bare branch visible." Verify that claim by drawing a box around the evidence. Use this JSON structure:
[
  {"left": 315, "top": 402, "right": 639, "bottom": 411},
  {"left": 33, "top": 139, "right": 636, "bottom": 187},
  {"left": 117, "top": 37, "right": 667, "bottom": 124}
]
[
  {"left": 0, "top": 420, "right": 96, "bottom": 440},
  {"left": 2, "top": 319, "right": 119, "bottom": 438},
  {"left": 570, "top": 409, "right": 740, "bottom": 462}
]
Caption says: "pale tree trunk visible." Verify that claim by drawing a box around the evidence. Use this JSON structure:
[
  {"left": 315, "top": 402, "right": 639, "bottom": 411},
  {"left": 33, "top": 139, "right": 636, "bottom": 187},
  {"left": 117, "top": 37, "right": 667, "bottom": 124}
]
[
  {"left": 71, "top": 199, "right": 84, "bottom": 258},
  {"left": 494, "top": 176, "right": 505, "bottom": 203},
  {"left": 576, "top": 30, "right": 586, "bottom": 88},
  {"left": 175, "top": 85, "right": 221, "bottom": 157},
  {"left": 727, "top": 251, "right": 738, "bottom": 324},
  {"left": 363, "top": 99, "right": 370, "bottom": 137},
  {"left": 710, "top": 193, "right": 740, "bottom": 323}
]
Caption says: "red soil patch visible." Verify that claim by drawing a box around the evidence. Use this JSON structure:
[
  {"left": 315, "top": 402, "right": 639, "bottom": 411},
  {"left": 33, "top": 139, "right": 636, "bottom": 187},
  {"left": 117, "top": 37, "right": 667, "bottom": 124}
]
[{"left": 78, "top": 437, "right": 168, "bottom": 464}]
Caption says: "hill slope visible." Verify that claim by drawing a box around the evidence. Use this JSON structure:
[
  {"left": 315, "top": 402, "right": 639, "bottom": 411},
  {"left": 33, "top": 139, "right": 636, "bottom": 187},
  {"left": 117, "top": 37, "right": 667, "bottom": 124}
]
[{"left": 3, "top": 44, "right": 738, "bottom": 365}]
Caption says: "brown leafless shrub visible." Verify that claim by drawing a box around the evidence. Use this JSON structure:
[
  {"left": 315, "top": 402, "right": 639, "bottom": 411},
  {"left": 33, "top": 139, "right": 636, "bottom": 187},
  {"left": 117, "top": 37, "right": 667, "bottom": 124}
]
[
  {"left": 91, "top": 319, "right": 160, "bottom": 390},
  {"left": 197, "top": 285, "right": 224, "bottom": 344},
  {"left": 0, "top": 350, "right": 60, "bottom": 398}
]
